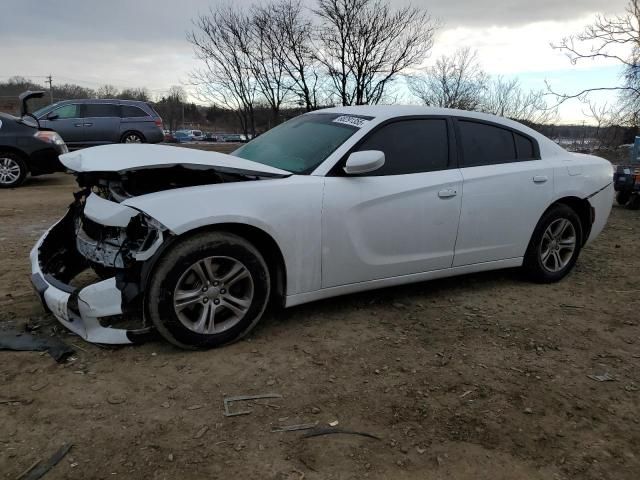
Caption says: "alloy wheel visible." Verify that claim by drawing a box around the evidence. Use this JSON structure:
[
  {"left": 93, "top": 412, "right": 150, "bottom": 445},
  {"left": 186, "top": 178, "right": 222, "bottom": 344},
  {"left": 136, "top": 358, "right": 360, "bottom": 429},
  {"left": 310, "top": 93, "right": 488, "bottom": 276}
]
[
  {"left": 0, "top": 157, "right": 21, "bottom": 185},
  {"left": 540, "top": 218, "right": 577, "bottom": 273},
  {"left": 124, "top": 134, "right": 142, "bottom": 143},
  {"left": 173, "top": 256, "right": 254, "bottom": 334}
]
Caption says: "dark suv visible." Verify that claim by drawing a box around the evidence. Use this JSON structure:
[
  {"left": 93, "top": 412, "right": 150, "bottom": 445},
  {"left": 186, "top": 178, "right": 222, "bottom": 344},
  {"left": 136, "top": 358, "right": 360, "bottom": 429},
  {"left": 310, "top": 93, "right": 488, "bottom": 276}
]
[{"left": 33, "top": 99, "right": 164, "bottom": 148}]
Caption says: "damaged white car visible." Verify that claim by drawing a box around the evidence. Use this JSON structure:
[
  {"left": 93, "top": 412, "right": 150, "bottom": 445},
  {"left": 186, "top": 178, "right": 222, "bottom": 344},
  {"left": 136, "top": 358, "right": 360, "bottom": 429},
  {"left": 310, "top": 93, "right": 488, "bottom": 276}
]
[{"left": 30, "top": 106, "right": 613, "bottom": 349}]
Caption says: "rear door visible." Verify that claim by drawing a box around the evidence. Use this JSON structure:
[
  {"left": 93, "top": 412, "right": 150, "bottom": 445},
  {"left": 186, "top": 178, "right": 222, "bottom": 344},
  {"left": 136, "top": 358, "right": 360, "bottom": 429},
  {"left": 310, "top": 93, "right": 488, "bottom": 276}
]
[
  {"left": 452, "top": 119, "right": 553, "bottom": 266},
  {"left": 82, "top": 103, "right": 121, "bottom": 144},
  {"left": 40, "top": 103, "right": 84, "bottom": 145},
  {"left": 322, "top": 118, "right": 463, "bottom": 287}
]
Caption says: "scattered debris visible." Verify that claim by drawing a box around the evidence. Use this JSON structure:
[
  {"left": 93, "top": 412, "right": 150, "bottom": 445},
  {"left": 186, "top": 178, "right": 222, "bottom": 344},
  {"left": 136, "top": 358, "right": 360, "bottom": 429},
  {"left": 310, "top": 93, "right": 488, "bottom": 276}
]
[
  {"left": 223, "top": 393, "right": 282, "bottom": 417},
  {"left": 523, "top": 407, "right": 533, "bottom": 414},
  {"left": 460, "top": 390, "right": 473, "bottom": 398},
  {"left": 328, "top": 420, "right": 339, "bottom": 427},
  {"left": 0, "top": 331, "right": 74, "bottom": 363},
  {"left": 310, "top": 407, "right": 321, "bottom": 414},
  {"left": 587, "top": 373, "right": 615, "bottom": 382},
  {"left": 167, "top": 453, "right": 174, "bottom": 462},
  {"left": 18, "top": 443, "right": 72, "bottom": 480},
  {"left": 302, "top": 427, "right": 381, "bottom": 440},
  {"left": 271, "top": 422, "right": 318, "bottom": 433},
  {"left": 107, "top": 394, "right": 126, "bottom": 405},
  {"left": 187, "top": 404, "right": 204, "bottom": 410},
  {"left": 193, "top": 425, "right": 209, "bottom": 439},
  {"left": 29, "top": 382, "right": 48, "bottom": 392}
]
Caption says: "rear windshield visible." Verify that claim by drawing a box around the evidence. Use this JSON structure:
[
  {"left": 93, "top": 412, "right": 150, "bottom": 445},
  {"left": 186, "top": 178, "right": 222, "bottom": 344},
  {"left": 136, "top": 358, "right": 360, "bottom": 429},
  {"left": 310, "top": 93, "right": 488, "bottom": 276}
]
[{"left": 232, "top": 113, "right": 368, "bottom": 174}]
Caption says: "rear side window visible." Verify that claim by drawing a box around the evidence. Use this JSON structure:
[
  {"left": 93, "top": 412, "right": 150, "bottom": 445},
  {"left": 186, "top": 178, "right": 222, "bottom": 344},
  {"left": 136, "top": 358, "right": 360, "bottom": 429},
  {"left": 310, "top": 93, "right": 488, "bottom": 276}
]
[
  {"left": 52, "top": 104, "right": 80, "bottom": 119},
  {"left": 355, "top": 119, "right": 449, "bottom": 175},
  {"left": 515, "top": 133, "right": 536, "bottom": 160},
  {"left": 458, "top": 120, "right": 516, "bottom": 167},
  {"left": 84, "top": 104, "right": 120, "bottom": 118},
  {"left": 121, "top": 105, "right": 149, "bottom": 118}
]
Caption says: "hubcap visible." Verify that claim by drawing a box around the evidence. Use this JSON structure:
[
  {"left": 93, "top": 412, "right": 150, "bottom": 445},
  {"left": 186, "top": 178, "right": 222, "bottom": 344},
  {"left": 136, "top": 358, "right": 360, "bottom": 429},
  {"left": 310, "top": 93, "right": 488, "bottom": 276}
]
[
  {"left": 125, "top": 134, "right": 141, "bottom": 143},
  {"left": 0, "top": 157, "right": 20, "bottom": 184},
  {"left": 173, "top": 256, "right": 254, "bottom": 334},
  {"left": 540, "top": 218, "right": 576, "bottom": 273}
]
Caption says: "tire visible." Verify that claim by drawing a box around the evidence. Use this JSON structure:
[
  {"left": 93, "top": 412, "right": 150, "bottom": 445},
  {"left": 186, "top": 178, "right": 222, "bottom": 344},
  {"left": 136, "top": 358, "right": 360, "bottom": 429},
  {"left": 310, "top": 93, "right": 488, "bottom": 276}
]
[
  {"left": 0, "top": 152, "right": 28, "bottom": 188},
  {"left": 146, "top": 231, "right": 270, "bottom": 349},
  {"left": 523, "top": 204, "right": 583, "bottom": 283},
  {"left": 121, "top": 132, "right": 145, "bottom": 144},
  {"left": 616, "top": 191, "right": 631, "bottom": 206},
  {"left": 628, "top": 194, "right": 640, "bottom": 210}
]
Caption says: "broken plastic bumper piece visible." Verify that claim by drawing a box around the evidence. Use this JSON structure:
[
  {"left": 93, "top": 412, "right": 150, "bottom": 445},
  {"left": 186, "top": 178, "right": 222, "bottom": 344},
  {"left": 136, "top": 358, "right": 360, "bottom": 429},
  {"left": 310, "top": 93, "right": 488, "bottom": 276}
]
[{"left": 29, "top": 206, "right": 152, "bottom": 345}]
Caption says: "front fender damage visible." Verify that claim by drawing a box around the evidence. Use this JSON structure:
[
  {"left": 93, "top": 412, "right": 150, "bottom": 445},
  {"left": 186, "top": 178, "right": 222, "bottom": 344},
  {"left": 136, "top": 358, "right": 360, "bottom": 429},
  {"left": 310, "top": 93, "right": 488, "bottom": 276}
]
[{"left": 30, "top": 190, "right": 168, "bottom": 344}]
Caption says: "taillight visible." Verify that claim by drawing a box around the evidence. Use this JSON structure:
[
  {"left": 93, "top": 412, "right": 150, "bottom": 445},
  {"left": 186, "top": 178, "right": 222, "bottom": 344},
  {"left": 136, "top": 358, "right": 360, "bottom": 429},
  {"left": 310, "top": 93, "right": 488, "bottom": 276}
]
[{"left": 155, "top": 118, "right": 163, "bottom": 129}]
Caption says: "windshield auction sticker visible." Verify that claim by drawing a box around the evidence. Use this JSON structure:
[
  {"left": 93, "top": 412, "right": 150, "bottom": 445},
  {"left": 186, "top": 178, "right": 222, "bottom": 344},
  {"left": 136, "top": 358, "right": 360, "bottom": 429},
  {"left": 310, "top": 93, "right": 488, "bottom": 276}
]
[{"left": 333, "top": 115, "right": 369, "bottom": 128}]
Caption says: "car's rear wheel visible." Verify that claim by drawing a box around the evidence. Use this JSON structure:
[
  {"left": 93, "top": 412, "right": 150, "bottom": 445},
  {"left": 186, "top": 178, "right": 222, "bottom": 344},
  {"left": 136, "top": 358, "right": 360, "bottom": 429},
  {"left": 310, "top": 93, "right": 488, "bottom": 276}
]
[
  {"left": 146, "top": 232, "right": 270, "bottom": 349},
  {"left": 627, "top": 194, "right": 640, "bottom": 210},
  {"left": 121, "top": 132, "right": 144, "bottom": 144},
  {"left": 523, "top": 204, "right": 583, "bottom": 283},
  {"left": 0, "top": 152, "right": 28, "bottom": 188},
  {"left": 616, "top": 191, "right": 631, "bottom": 206}
]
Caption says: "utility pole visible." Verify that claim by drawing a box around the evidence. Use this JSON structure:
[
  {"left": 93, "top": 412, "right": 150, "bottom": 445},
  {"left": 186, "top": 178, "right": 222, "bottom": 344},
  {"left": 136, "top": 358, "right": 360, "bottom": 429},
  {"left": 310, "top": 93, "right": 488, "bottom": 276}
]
[{"left": 46, "top": 75, "right": 53, "bottom": 103}]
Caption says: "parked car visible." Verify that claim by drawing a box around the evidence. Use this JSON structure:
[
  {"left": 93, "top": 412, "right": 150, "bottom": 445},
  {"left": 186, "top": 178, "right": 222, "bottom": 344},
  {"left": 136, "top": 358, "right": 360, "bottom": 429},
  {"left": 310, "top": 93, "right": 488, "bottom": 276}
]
[
  {"left": 30, "top": 106, "right": 613, "bottom": 348},
  {"left": 0, "top": 91, "right": 67, "bottom": 188},
  {"left": 32, "top": 99, "right": 163, "bottom": 148},
  {"left": 222, "top": 133, "right": 247, "bottom": 142},
  {"left": 173, "top": 131, "right": 192, "bottom": 143},
  {"left": 176, "top": 129, "right": 204, "bottom": 141}
]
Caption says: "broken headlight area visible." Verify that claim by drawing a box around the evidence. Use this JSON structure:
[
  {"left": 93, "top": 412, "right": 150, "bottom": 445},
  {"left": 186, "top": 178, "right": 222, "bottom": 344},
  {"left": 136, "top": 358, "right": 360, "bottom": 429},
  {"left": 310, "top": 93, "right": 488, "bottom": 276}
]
[{"left": 75, "top": 207, "right": 165, "bottom": 270}]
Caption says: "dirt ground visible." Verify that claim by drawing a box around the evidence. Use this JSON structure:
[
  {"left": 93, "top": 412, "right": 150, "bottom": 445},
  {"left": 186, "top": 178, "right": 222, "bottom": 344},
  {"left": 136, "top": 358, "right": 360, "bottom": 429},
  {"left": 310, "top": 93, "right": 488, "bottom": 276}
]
[{"left": 1, "top": 157, "right": 639, "bottom": 479}]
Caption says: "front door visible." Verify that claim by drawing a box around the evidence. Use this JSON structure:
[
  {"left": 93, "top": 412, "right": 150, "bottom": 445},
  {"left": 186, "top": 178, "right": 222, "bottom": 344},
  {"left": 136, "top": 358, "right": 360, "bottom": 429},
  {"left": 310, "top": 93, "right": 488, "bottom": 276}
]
[
  {"left": 322, "top": 118, "right": 463, "bottom": 287},
  {"left": 40, "top": 103, "right": 84, "bottom": 145}
]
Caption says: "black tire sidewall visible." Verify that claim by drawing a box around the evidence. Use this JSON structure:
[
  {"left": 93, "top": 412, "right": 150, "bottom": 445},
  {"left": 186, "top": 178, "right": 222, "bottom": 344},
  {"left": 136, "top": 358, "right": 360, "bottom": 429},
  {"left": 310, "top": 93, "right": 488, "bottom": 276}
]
[
  {"left": 147, "top": 233, "right": 270, "bottom": 349},
  {"left": 0, "top": 152, "right": 27, "bottom": 188},
  {"left": 524, "top": 204, "right": 583, "bottom": 283},
  {"left": 616, "top": 191, "right": 631, "bottom": 206}
]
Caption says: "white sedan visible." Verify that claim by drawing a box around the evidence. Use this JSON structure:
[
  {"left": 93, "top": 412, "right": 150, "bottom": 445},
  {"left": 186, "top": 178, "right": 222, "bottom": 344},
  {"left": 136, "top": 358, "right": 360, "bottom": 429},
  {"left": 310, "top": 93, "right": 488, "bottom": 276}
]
[{"left": 30, "top": 106, "right": 613, "bottom": 348}]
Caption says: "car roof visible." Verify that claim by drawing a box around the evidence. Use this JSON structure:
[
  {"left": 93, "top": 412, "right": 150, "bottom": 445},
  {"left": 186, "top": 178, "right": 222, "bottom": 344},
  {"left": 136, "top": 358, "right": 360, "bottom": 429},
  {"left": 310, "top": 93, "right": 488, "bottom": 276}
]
[
  {"left": 316, "top": 105, "right": 564, "bottom": 155},
  {"left": 54, "top": 99, "right": 148, "bottom": 106}
]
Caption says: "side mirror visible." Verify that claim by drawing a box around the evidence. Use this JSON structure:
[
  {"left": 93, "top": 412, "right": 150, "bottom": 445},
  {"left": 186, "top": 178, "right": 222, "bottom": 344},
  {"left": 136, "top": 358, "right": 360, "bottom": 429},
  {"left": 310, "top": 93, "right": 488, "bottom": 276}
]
[
  {"left": 343, "top": 150, "right": 385, "bottom": 175},
  {"left": 46, "top": 112, "right": 59, "bottom": 120}
]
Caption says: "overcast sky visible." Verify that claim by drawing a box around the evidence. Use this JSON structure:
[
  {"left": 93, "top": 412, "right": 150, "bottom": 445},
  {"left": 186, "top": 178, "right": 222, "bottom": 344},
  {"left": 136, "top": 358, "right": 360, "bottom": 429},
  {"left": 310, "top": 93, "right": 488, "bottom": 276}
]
[{"left": 0, "top": 0, "right": 630, "bottom": 123}]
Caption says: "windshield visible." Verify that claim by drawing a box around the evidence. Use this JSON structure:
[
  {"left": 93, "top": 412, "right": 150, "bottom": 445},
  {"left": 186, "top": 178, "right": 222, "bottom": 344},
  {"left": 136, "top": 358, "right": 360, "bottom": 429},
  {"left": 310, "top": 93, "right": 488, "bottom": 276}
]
[
  {"left": 232, "top": 113, "right": 370, "bottom": 174},
  {"left": 32, "top": 104, "right": 55, "bottom": 119}
]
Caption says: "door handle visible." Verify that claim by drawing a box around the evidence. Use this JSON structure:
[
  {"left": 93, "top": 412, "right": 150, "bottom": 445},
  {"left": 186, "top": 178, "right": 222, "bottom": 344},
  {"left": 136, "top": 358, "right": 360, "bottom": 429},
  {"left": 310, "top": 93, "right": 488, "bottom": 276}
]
[
  {"left": 74, "top": 123, "right": 83, "bottom": 127},
  {"left": 438, "top": 188, "right": 457, "bottom": 198},
  {"left": 533, "top": 175, "right": 548, "bottom": 183},
  {"left": 83, "top": 122, "right": 93, "bottom": 127}
]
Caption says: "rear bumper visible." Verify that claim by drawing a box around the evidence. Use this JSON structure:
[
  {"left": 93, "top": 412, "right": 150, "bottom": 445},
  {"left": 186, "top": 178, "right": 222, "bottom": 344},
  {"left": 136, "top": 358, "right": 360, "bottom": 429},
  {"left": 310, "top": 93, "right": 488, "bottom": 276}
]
[{"left": 29, "top": 210, "right": 150, "bottom": 344}]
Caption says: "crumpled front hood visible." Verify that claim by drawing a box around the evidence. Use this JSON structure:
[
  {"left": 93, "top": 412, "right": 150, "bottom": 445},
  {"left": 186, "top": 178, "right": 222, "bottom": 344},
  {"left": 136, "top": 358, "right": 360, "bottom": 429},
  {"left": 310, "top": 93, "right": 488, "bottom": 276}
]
[{"left": 60, "top": 143, "right": 290, "bottom": 176}]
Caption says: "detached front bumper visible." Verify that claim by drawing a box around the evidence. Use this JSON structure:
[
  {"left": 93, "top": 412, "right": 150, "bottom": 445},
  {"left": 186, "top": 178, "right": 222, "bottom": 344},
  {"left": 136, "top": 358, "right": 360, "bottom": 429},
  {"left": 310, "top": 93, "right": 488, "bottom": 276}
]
[{"left": 29, "top": 206, "right": 152, "bottom": 344}]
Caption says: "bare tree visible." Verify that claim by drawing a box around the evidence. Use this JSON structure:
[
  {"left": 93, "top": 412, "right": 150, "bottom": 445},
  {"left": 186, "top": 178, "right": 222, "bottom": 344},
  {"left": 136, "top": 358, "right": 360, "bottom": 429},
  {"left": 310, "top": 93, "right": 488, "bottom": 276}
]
[
  {"left": 408, "top": 48, "right": 487, "bottom": 110},
  {"left": 482, "top": 77, "right": 556, "bottom": 125},
  {"left": 250, "top": 3, "right": 293, "bottom": 125},
  {"left": 188, "top": 6, "right": 258, "bottom": 137},
  {"left": 119, "top": 87, "right": 150, "bottom": 101},
  {"left": 550, "top": 0, "right": 640, "bottom": 125},
  {"left": 97, "top": 84, "right": 119, "bottom": 98},
  {"left": 314, "top": 0, "right": 437, "bottom": 105},
  {"left": 154, "top": 86, "right": 187, "bottom": 132},
  {"left": 267, "top": 0, "right": 323, "bottom": 111}
]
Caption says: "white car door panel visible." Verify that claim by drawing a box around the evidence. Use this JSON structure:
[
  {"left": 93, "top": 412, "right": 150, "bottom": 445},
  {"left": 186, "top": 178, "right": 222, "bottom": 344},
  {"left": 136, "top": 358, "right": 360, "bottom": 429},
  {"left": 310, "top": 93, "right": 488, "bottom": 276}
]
[
  {"left": 453, "top": 161, "right": 554, "bottom": 266},
  {"left": 322, "top": 170, "right": 463, "bottom": 287}
]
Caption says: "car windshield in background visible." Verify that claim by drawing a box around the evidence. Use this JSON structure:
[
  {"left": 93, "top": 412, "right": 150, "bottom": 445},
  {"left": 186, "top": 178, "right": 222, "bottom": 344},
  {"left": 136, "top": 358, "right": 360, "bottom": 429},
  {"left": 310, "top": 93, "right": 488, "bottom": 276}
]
[{"left": 232, "top": 113, "right": 369, "bottom": 174}]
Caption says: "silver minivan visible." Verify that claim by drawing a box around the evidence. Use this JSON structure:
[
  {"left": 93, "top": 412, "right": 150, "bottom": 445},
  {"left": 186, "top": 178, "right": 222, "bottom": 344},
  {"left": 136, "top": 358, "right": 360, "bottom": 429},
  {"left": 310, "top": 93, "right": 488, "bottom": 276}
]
[{"left": 33, "top": 99, "right": 164, "bottom": 148}]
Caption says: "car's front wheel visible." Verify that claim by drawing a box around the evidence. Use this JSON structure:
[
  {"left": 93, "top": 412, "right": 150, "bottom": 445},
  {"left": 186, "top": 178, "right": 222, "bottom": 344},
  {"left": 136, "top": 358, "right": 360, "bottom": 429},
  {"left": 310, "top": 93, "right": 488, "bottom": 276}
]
[
  {"left": 523, "top": 204, "right": 583, "bottom": 283},
  {"left": 146, "top": 232, "right": 270, "bottom": 349},
  {"left": 616, "top": 191, "right": 631, "bottom": 206},
  {"left": 0, "top": 152, "right": 28, "bottom": 188}
]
